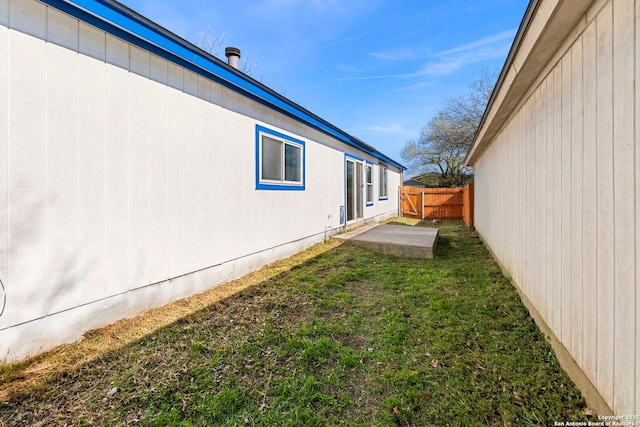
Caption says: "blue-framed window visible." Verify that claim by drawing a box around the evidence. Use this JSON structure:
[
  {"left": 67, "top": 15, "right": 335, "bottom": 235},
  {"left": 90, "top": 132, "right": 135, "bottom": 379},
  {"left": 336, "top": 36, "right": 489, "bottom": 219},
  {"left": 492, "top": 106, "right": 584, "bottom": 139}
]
[
  {"left": 379, "top": 165, "right": 388, "bottom": 200},
  {"left": 256, "top": 125, "right": 305, "bottom": 191},
  {"left": 365, "top": 162, "right": 374, "bottom": 206}
]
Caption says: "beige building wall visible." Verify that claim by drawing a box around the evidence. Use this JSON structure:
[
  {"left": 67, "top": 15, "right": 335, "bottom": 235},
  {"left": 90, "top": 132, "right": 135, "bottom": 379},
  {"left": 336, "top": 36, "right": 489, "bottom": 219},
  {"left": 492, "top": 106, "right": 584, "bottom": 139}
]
[{"left": 471, "top": 0, "right": 638, "bottom": 415}]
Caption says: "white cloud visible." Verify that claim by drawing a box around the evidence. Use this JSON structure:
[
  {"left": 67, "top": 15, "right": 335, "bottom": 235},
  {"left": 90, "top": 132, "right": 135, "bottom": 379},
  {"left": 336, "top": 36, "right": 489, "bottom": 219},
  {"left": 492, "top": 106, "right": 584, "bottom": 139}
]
[
  {"left": 364, "top": 124, "right": 410, "bottom": 133},
  {"left": 335, "top": 72, "right": 419, "bottom": 81},
  {"left": 368, "top": 47, "right": 419, "bottom": 61},
  {"left": 309, "top": 0, "right": 340, "bottom": 11},
  {"left": 339, "top": 28, "right": 516, "bottom": 82},
  {"left": 435, "top": 29, "right": 517, "bottom": 57}
]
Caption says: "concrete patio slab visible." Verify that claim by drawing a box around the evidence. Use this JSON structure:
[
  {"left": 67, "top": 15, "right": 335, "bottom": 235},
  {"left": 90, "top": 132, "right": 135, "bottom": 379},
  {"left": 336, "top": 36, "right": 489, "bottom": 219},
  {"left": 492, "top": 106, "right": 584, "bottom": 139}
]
[{"left": 333, "top": 224, "right": 438, "bottom": 259}]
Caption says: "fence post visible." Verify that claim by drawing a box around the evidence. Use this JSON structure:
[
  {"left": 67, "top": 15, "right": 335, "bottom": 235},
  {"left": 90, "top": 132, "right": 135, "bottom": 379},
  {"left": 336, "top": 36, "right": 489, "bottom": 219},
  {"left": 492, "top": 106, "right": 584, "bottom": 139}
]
[
  {"left": 421, "top": 191, "right": 425, "bottom": 219},
  {"left": 462, "top": 183, "right": 474, "bottom": 228}
]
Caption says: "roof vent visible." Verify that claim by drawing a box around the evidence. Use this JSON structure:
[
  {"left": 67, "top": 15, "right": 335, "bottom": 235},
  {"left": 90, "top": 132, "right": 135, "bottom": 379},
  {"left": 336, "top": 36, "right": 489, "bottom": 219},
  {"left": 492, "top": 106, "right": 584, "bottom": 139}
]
[{"left": 225, "top": 47, "right": 241, "bottom": 69}]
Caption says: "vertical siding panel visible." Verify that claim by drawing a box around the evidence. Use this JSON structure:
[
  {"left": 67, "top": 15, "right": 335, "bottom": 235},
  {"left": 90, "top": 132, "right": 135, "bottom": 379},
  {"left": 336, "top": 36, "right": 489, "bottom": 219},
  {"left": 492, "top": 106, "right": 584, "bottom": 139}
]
[
  {"left": 197, "top": 76, "right": 215, "bottom": 269},
  {"left": 196, "top": 77, "right": 210, "bottom": 270},
  {"left": 128, "top": 48, "right": 150, "bottom": 290},
  {"left": 509, "top": 121, "right": 513, "bottom": 267},
  {"left": 502, "top": 123, "right": 509, "bottom": 275},
  {"left": 552, "top": 66, "right": 563, "bottom": 339},
  {"left": 166, "top": 63, "right": 186, "bottom": 279},
  {"left": 570, "top": 39, "right": 584, "bottom": 366},
  {"left": 496, "top": 130, "right": 502, "bottom": 267},
  {"left": 545, "top": 76, "right": 554, "bottom": 328},
  {"left": 515, "top": 108, "right": 523, "bottom": 288},
  {"left": 512, "top": 114, "right": 517, "bottom": 282},
  {"left": 208, "top": 105, "right": 223, "bottom": 267},
  {"left": 45, "top": 7, "right": 76, "bottom": 51},
  {"left": 7, "top": 28, "right": 47, "bottom": 325},
  {"left": 148, "top": 55, "right": 169, "bottom": 286},
  {"left": 195, "top": 94, "right": 211, "bottom": 268},
  {"left": 183, "top": 68, "right": 197, "bottom": 98},
  {"left": 536, "top": 87, "right": 545, "bottom": 314},
  {"left": 8, "top": 0, "right": 45, "bottom": 39},
  {"left": 526, "top": 97, "right": 532, "bottom": 302},
  {"left": 487, "top": 137, "right": 492, "bottom": 254},
  {"left": 612, "top": 0, "right": 636, "bottom": 414},
  {"left": 197, "top": 75, "right": 211, "bottom": 103},
  {"left": 520, "top": 104, "right": 526, "bottom": 293},
  {"left": 182, "top": 74, "right": 200, "bottom": 273},
  {"left": 531, "top": 92, "right": 539, "bottom": 307},
  {"left": 595, "top": 2, "right": 615, "bottom": 405},
  {"left": 510, "top": 122, "right": 515, "bottom": 274},
  {"left": 560, "top": 53, "right": 572, "bottom": 350},
  {"left": 492, "top": 130, "right": 499, "bottom": 266},
  {"left": 210, "top": 79, "right": 222, "bottom": 105},
  {"left": 507, "top": 118, "right": 513, "bottom": 276},
  {"left": 536, "top": 90, "right": 542, "bottom": 308},
  {"left": 77, "top": 22, "right": 107, "bottom": 305},
  {"left": 0, "top": 0, "right": 8, "bottom": 330},
  {"left": 45, "top": 33, "right": 79, "bottom": 313},
  {"left": 516, "top": 110, "right": 523, "bottom": 285},
  {"left": 0, "top": 0, "right": 9, "bottom": 329},
  {"left": 105, "top": 35, "right": 130, "bottom": 295},
  {"left": 538, "top": 86, "right": 546, "bottom": 314},
  {"left": 581, "top": 21, "right": 598, "bottom": 383},
  {"left": 633, "top": 0, "right": 640, "bottom": 414},
  {"left": 204, "top": 99, "right": 216, "bottom": 269},
  {"left": 636, "top": 0, "right": 640, "bottom": 414},
  {"left": 105, "top": 34, "right": 128, "bottom": 70},
  {"left": 220, "top": 112, "right": 237, "bottom": 261}
]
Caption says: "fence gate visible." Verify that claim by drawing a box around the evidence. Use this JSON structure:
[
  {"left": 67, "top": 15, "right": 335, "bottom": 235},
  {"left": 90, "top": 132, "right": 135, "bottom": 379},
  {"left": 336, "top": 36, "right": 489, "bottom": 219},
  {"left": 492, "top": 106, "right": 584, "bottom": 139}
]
[{"left": 400, "top": 187, "right": 422, "bottom": 218}]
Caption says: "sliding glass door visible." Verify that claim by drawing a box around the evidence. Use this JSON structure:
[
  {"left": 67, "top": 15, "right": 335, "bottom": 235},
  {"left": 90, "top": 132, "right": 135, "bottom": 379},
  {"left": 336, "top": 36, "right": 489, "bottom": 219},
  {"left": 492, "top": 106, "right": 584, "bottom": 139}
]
[{"left": 346, "top": 158, "right": 363, "bottom": 222}]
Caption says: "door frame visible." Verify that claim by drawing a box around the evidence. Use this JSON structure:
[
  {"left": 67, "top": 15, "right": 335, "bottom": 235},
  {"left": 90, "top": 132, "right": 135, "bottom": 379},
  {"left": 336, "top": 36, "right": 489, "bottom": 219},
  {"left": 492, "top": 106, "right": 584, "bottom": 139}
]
[{"left": 345, "top": 154, "right": 365, "bottom": 224}]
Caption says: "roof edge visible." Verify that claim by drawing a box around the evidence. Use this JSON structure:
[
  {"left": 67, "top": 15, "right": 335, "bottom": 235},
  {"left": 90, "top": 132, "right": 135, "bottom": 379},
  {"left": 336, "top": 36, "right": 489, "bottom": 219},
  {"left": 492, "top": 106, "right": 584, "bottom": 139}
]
[
  {"left": 465, "top": 0, "right": 540, "bottom": 166},
  {"left": 466, "top": 0, "right": 594, "bottom": 166},
  {"left": 39, "top": 0, "right": 405, "bottom": 170}
]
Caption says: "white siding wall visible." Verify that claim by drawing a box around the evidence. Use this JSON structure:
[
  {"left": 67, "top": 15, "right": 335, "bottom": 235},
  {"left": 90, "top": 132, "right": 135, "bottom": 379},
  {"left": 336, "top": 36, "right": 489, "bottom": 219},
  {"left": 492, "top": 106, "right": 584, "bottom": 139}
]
[
  {"left": 0, "top": 0, "right": 401, "bottom": 361},
  {"left": 474, "top": 0, "right": 638, "bottom": 414}
]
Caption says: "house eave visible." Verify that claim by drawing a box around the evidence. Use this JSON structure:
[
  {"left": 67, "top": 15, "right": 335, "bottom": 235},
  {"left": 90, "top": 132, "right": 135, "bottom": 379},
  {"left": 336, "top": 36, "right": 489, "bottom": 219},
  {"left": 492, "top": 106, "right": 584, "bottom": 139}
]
[{"left": 465, "top": 0, "right": 595, "bottom": 166}]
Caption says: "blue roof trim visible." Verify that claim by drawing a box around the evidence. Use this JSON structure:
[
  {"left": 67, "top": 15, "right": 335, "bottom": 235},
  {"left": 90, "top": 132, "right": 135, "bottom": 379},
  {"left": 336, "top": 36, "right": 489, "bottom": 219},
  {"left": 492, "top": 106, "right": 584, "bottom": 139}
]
[
  {"left": 345, "top": 152, "right": 366, "bottom": 162},
  {"left": 39, "top": 0, "right": 405, "bottom": 171}
]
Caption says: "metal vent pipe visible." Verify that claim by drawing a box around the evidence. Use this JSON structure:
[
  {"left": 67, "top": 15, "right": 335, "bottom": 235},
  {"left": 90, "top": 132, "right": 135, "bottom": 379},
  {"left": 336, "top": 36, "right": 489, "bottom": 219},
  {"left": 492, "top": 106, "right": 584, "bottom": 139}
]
[{"left": 225, "top": 47, "right": 241, "bottom": 69}]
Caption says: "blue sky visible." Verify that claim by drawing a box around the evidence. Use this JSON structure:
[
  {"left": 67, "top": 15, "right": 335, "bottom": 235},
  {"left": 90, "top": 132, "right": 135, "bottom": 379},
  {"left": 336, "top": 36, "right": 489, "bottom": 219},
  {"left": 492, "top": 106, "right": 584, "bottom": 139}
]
[{"left": 120, "top": 0, "right": 529, "bottom": 170}]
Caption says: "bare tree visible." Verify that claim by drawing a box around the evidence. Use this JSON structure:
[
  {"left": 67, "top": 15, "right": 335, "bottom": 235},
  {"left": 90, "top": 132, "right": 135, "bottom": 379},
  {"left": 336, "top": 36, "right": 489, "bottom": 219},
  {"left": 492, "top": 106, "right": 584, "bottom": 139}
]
[
  {"left": 193, "top": 29, "right": 261, "bottom": 79},
  {"left": 195, "top": 29, "right": 227, "bottom": 58},
  {"left": 402, "top": 69, "right": 498, "bottom": 187}
]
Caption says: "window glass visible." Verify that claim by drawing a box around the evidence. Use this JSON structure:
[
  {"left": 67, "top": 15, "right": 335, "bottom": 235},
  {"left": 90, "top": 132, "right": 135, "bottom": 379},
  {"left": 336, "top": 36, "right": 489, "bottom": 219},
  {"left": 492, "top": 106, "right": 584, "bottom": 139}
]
[
  {"left": 262, "top": 136, "right": 282, "bottom": 181},
  {"left": 366, "top": 164, "right": 373, "bottom": 204},
  {"left": 379, "top": 166, "right": 388, "bottom": 198},
  {"left": 284, "top": 143, "right": 301, "bottom": 182}
]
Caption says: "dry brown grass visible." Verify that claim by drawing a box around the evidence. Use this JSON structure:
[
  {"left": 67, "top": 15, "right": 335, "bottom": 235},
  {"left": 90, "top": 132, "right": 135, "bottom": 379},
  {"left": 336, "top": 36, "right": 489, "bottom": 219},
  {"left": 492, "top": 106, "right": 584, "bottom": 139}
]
[{"left": 0, "top": 240, "right": 341, "bottom": 403}]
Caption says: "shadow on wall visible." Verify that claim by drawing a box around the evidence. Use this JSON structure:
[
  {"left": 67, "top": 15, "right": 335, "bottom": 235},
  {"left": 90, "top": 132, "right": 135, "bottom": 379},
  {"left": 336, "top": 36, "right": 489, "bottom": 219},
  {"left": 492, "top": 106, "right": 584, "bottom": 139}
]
[
  {"left": 1, "top": 178, "right": 48, "bottom": 334},
  {"left": 0, "top": 276, "right": 6, "bottom": 319},
  {"left": 1, "top": 178, "right": 105, "bottom": 361}
]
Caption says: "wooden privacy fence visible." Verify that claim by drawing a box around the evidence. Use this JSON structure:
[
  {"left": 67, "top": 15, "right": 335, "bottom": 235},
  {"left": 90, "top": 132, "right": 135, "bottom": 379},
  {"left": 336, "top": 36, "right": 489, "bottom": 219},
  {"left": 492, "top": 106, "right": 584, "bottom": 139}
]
[{"left": 400, "top": 183, "right": 474, "bottom": 228}]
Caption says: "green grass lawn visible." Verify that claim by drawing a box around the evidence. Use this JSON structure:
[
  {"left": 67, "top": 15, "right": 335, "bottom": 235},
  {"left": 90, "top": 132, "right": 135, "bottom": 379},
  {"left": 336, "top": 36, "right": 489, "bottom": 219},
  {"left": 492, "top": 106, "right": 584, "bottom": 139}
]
[{"left": 0, "top": 220, "right": 587, "bottom": 426}]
